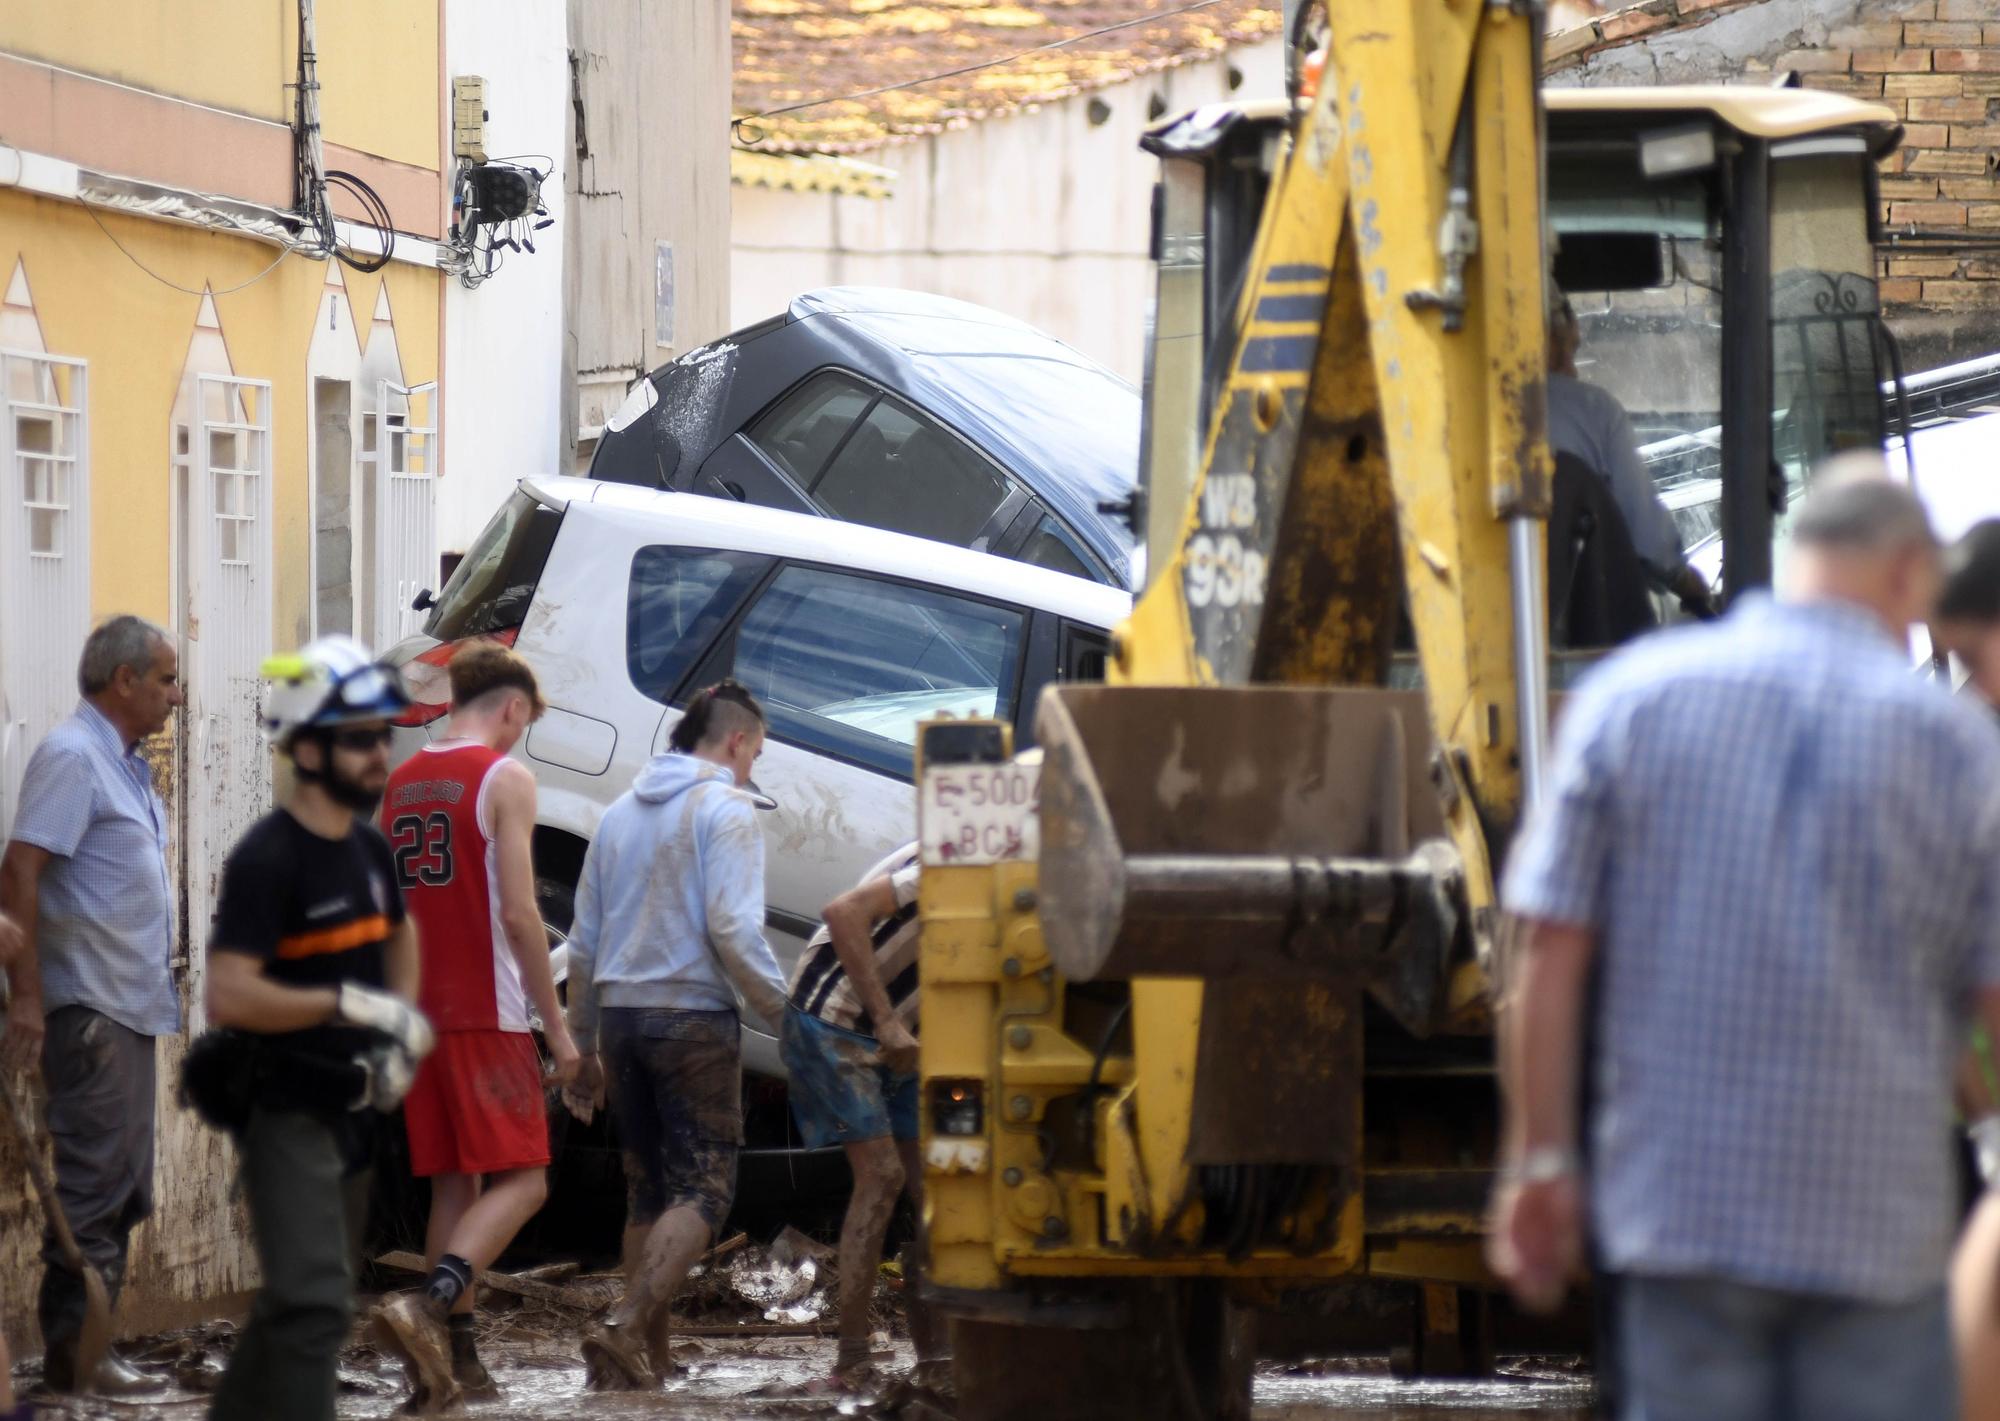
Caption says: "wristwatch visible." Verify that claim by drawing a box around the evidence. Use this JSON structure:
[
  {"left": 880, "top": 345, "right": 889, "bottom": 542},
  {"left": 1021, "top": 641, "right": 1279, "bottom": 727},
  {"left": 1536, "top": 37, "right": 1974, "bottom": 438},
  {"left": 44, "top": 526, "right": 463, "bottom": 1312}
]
[{"left": 1509, "top": 1146, "right": 1579, "bottom": 1183}]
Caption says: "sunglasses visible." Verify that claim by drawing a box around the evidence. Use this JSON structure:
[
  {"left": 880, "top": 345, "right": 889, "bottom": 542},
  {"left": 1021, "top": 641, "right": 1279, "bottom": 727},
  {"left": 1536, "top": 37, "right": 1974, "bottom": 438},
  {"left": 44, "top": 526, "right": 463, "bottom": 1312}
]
[{"left": 329, "top": 725, "right": 395, "bottom": 751}]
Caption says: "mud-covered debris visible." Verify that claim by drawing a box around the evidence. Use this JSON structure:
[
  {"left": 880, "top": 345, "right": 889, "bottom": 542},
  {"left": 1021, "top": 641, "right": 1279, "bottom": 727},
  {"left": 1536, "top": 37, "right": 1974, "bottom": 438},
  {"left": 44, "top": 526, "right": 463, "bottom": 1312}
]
[
  {"left": 728, "top": 1245, "right": 829, "bottom": 1325},
  {"left": 770, "top": 1225, "right": 838, "bottom": 1270}
]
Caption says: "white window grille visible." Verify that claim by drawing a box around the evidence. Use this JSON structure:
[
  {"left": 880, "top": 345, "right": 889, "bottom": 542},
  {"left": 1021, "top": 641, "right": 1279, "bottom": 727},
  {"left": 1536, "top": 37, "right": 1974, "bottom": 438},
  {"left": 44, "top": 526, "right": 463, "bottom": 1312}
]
[
  {"left": 371, "top": 380, "right": 438, "bottom": 650},
  {"left": 0, "top": 350, "right": 89, "bottom": 837}
]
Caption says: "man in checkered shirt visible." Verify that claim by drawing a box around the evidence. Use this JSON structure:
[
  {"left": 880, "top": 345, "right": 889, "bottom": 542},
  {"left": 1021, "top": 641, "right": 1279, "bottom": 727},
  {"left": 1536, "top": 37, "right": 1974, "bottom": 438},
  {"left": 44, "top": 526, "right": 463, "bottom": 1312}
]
[{"left": 1490, "top": 468, "right": 2000, "bottom": 1421}]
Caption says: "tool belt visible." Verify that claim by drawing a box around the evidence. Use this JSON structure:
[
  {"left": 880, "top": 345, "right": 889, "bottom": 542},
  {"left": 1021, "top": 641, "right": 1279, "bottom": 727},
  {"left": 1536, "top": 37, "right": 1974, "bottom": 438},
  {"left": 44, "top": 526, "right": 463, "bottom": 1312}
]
[{"left": 179, "top": 1029, "right": 372, "bottom": 1133}]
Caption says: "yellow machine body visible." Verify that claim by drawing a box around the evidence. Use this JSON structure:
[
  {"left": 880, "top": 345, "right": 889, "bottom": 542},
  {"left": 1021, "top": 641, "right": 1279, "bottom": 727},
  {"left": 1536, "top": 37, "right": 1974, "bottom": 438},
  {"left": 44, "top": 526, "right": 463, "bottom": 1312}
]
[{"left": 915, "top": 1, "right": 1901, "bottom": 1386}]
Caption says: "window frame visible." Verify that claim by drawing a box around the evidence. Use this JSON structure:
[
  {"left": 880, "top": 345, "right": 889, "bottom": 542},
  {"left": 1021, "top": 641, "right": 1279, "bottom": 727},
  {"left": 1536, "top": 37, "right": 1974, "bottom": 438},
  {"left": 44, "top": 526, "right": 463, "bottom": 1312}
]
[{"left": 684, "top": 557, "right": 1036, "bottom": 782}]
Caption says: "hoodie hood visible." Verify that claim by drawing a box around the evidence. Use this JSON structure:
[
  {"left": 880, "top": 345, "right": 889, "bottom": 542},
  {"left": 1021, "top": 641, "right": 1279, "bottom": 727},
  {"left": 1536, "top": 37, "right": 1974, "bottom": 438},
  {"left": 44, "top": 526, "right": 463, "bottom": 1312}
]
[{"left": 633, "top": 752, "right": 737, "bottom": 803}]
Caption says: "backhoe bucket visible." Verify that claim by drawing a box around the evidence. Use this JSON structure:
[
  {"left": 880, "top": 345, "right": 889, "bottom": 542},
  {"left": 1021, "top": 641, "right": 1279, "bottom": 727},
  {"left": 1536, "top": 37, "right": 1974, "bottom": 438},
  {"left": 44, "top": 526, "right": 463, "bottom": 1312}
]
[{"left": 1036, "top": 684, "right": 1465, "bottom": 1030}]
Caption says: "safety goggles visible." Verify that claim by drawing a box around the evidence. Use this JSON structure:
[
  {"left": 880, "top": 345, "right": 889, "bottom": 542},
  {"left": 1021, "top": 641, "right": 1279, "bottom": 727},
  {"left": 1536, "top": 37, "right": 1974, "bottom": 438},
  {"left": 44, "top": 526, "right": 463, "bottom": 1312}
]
[{"left": 323, "top": 661, "right": 407, "bottom": 717}]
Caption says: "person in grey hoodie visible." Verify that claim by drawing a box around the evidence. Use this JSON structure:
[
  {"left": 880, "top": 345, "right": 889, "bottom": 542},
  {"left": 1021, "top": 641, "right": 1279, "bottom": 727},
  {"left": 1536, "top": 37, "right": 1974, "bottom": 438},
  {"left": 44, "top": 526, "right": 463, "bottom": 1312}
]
[{"left": 564, "top": 679, "right": 789, "bottom": 1390}]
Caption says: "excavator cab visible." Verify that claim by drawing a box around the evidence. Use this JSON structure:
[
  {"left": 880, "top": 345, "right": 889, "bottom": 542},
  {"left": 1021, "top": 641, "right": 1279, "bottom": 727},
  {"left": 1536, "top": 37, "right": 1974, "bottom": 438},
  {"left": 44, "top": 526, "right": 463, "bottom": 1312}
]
[
  {"left": 1141, "top": 87, "right": 1903, "bottom": 641},
  {"left": 915, "top": 36, "right": 1902, "bottom": 1416}
]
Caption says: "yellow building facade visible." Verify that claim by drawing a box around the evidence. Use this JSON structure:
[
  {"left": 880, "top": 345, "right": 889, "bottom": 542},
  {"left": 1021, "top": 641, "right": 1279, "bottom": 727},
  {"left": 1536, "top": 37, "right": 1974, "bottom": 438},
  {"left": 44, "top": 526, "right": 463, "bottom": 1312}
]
[{"left": 0, "top": 0, "right": 446, "bottom": 1337}]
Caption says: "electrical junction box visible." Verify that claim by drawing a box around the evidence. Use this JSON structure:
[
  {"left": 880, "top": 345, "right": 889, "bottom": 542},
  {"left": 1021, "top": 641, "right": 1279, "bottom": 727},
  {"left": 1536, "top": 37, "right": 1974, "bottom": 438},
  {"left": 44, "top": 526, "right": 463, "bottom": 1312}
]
[{"left": 452, "top": 76, "right": 488, "bottom": 162}]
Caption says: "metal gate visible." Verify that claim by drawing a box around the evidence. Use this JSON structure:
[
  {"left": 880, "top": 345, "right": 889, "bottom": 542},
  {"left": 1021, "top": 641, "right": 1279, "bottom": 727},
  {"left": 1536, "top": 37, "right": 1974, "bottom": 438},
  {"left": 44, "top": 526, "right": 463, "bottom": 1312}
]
[
  {"left": 181, "top": 374, "right": 273, "bottom": 1016},
  {"left": 0, "top": 350, "right": 89, "bottom": 838},
  {"left": 369, "top": 380, "right": 436, "bottom": 652}
]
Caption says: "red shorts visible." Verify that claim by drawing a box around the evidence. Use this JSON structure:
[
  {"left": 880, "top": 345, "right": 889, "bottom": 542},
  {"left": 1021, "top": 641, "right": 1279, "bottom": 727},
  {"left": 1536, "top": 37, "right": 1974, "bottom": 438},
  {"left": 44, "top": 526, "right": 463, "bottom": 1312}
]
[{"left": 403, "top": 1029, "right": 551, "bottom": 1177}]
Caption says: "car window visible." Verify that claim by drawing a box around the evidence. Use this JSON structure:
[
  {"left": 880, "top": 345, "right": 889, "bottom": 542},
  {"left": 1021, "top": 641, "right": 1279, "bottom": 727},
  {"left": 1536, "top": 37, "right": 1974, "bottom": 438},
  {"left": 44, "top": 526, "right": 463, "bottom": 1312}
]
[
  {"left": 1019, "top": 513, "right": 1097, "bottom": 581},
  {"left": 811, "top": 397, "right": 1013, "bottom": 548},
  {"left": 426, "top": 487, "right": 563, "bottom": 640},
  {"left": 1061, "top": 624, "right": 1110, "bottom": 683},
  {"left": 626, "top": 546, "right": 771, "bottom": 703},
  {"left": 749, "top": 371, "right": 877, "bottom": 485},
  {"left": 730, "top": 565, "right": 1025, "bottom": 777}
]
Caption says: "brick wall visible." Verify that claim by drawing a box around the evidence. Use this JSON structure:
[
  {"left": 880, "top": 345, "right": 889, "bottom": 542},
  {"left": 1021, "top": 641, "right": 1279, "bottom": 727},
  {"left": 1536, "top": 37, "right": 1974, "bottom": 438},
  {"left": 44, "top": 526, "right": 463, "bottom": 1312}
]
[{"left": 1547, "top": 0, "right": 2000, "bottom": 367}]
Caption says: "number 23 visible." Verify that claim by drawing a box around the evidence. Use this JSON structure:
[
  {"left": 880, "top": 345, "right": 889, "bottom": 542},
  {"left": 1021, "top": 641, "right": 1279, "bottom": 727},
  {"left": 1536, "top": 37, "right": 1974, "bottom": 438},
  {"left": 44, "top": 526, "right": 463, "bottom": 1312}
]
[{"left": 390, "top": 812, "right": 454, "bottom": 887}]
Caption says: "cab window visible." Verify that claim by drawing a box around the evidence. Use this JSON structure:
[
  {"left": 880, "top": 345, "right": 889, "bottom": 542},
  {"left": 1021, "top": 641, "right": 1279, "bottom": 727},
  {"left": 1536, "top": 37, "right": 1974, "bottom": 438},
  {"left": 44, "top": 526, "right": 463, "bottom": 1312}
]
[{"left": 727, "top": 565, "right": 1025, "bottom": 778}]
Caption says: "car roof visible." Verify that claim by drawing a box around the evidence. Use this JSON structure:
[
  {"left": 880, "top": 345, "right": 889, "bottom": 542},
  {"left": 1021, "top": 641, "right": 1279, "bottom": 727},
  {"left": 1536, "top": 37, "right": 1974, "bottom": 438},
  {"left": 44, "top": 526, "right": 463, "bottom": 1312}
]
[
  {"left": 526, "top": 475, "right": 1133, "bottom": 628},
  {"left": 771, "top": 289, "right": 1140, "bottom": 577}
]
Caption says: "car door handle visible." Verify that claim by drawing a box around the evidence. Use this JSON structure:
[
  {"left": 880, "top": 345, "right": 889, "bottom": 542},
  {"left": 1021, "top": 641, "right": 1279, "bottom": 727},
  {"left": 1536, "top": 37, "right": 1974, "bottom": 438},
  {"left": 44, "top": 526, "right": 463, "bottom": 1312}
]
[{"left": 720, "top": 480, "right": 747, "bottom": 502}]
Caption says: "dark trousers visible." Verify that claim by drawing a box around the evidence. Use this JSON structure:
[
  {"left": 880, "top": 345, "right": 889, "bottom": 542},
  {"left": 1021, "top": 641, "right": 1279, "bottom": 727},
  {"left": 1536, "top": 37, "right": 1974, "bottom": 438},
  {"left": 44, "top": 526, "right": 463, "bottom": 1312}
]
[
  {"left": 38, "top": 1006, "right": 156, "bottom": 1377},
  {"left": 209, "top": 1107, "right": 371, "bottom": 1421}
]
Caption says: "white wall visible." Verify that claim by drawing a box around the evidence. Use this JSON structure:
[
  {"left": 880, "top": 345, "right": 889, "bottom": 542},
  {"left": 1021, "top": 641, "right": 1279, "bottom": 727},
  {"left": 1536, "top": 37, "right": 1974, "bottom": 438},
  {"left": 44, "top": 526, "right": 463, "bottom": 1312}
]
[
  {"left": 441, "top": 0, "right": 569, "bottom": 553},
  {"left": 732, "top": 38, "right": 1284, "bottom": 384}
]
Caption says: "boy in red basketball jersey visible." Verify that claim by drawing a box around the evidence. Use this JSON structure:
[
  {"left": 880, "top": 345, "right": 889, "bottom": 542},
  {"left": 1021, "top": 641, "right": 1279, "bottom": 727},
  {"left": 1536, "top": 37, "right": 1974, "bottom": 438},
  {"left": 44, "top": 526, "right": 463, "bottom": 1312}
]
[{"left": 369, "top": 644, "right": 579, "bottom": 1410}]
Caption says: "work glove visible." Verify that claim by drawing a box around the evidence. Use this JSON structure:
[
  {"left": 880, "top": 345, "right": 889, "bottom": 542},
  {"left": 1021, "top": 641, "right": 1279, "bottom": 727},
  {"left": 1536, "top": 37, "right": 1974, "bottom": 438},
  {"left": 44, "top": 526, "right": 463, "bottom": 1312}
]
[
  {"left": 336, "top": 983, "right": 435, "bottom": 1062},
  {"left": 353, "top": 1040, "right": 421, "bottom": 1113},
  {"left": 1971, "top": 1114, "right": 2000, "bottom": 1189}
]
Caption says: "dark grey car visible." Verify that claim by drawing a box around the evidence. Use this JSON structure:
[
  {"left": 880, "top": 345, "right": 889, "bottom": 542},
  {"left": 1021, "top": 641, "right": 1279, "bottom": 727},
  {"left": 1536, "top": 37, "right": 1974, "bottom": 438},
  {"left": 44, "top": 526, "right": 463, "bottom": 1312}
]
[{"left": 588, "top": 287, "right": 1141, "bottom": 589}]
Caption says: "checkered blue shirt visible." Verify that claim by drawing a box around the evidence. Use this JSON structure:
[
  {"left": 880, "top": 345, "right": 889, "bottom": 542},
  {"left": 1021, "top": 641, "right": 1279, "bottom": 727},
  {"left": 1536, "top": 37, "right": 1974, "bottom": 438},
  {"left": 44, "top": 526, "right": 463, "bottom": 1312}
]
[
  {"left": 6, "top": 701, "right": 179, "bottom": 1036},
  {"left": 1504, "top": 595, "right": 2000, "bottom": 1302}
]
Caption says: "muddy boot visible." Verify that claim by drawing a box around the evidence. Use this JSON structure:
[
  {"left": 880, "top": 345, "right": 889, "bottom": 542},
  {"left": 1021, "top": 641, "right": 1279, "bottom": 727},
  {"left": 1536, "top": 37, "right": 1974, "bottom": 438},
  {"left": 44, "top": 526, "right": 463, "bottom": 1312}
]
[
  {"left": 370, "top": 1293, "right": 463, "bottom": 1414},
  {"left": 581, "top": 1320, "right": 657, "bottom": 1391},
  {"left": 448, "top": 1315, "right": 499, "bottom": 1402}
]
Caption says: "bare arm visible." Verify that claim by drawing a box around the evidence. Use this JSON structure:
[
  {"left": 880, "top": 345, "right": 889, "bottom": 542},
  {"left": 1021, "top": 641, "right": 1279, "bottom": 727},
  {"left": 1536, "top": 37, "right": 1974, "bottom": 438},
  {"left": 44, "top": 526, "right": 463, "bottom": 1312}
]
[
  {"left": 205, "top": 948, "right": 340, "bottom": 1033},
  {"left": 1499, "top": 918, "right": 1598, "bottom": 1162},
  {"left": 383, "top": 915, "right": 420, "bottom": 1004},
  {"left": 0, "top": 842, "right": 50, "bottom": 1070},
  {"left": 487, "top": 761, "right": 578, "bottom": 1081},
  {"left": 1488, "top": 916, "right": 1596, "bottom": 1313},
  {"left": 822, "top": 876, "right": 911, "bottom": 1061}
]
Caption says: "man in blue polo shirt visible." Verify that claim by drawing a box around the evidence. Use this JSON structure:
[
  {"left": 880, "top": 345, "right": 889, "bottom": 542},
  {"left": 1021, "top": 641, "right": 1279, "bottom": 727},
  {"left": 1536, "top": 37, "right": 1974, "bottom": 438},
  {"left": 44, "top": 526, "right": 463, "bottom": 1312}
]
[{"left": 0, "top": 615, "right": 183, "bottom": 1398}]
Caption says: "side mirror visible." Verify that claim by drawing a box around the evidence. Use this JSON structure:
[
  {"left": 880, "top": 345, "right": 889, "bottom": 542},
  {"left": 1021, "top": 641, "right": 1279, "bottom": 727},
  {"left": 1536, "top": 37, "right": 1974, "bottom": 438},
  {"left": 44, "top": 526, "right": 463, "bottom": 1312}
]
[{"left": 411, "top": 588, "right": 436, "bottom": 613}]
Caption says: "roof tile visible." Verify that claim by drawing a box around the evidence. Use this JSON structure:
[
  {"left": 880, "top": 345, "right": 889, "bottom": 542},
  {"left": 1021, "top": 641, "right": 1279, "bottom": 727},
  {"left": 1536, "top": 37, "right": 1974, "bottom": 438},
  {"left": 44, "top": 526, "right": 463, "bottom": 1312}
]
[{"left": 734, "top": 0, "right": 1281, "bottom": 152}]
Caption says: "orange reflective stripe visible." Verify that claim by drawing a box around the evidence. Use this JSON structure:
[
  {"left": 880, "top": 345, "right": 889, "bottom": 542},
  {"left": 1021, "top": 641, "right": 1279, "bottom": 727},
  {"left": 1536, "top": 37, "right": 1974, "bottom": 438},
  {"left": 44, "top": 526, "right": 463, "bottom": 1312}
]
[{"left": 275, "top": 915, "right": 391, "bottom": 960}]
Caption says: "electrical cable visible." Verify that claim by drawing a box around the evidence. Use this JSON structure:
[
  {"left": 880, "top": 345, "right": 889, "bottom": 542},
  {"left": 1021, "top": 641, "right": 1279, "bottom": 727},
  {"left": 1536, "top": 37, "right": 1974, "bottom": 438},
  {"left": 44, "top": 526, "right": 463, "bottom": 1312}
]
[
  {"left": 732, "top": 0, "right": 1235, "bottom": 144},
  {"left": 325, "top": 169, "right": 394, "bottom": 272},
  {"left": 1079, "top": 995, "right": 1132, "bottom": 1165},
  {"left": 83, "top": 203, "right": 293, "bottom": 297}
]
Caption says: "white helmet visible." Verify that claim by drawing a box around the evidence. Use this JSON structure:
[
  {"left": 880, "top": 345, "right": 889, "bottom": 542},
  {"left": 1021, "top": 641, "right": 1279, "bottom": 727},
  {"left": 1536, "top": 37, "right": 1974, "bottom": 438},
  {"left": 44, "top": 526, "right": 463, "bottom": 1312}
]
[{"left": 259, "top": 636, "right": 410, "bottom": 746}]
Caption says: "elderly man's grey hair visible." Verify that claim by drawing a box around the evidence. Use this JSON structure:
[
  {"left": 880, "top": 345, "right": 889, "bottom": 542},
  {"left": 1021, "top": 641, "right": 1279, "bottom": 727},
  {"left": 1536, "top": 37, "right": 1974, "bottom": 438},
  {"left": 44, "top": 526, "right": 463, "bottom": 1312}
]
[
  {"left": 77, "top": 615, "right": 172, "bottom": 696},
  {"left": 1790, "top": 452, "right": 1939, "bottom": 556}
]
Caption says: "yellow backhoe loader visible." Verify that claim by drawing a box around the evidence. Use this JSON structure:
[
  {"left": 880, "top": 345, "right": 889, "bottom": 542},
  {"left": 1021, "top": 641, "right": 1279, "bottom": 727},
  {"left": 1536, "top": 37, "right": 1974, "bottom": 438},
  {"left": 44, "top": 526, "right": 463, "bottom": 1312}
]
[{"left": 913, "top": 6, "right": 1903, "bottom": 1417}]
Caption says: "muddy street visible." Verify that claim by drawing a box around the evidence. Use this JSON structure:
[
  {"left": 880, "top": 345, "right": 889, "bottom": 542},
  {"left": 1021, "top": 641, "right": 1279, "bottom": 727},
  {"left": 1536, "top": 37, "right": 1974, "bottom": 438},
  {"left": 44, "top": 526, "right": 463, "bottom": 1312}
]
[
  {"left": 15, "top": 1234, "right": 1595, "bottom": 1419},
  {"left": 21, "top": 1321, "right": 1595, "bottom": 1421}
]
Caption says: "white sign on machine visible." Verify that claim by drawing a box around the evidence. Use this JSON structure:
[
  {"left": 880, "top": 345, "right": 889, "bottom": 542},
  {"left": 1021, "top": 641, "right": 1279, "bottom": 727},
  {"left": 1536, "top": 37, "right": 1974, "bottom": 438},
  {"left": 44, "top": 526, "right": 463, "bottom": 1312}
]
[{"left": 918, "top": 754, "right": 1042, "bottom": 868}]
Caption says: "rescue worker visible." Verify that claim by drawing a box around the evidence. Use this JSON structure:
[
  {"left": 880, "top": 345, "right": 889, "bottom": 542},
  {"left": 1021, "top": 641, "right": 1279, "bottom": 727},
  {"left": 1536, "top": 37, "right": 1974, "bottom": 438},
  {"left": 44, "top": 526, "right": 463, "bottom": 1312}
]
[
  {"left": 1491, "top": 466, "right": 2000, "bottom": 1421},
  {"left": 782, "top": 844, "right": 946, "bottom": 1385},
  {"left": 369, "top": 642, "right": 580, "bottom": 1411},
  {"left": 564, "top": 679, "right": 790, "bottom": 1389},
  {"left": 0, "top": 615, "right": 182, "bottom": 1397},
  {"left": 1546, "top": 291, "right": 1712, "bottom": 613},
  {"left": 202, "top": 638, "right": 434, "bottom": 1421}
]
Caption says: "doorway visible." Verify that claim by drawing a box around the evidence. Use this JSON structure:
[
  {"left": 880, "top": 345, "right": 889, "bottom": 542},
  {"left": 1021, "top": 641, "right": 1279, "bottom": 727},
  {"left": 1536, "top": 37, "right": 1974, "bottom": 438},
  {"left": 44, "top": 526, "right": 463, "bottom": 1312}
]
[{"left": 313, "top": 377, "right": 355, "bottom": 637}]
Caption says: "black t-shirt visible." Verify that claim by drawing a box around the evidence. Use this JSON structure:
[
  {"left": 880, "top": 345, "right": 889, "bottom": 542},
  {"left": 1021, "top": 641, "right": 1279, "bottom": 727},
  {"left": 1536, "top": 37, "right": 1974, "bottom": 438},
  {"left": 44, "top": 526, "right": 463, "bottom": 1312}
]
[{"left": 210, "top": 808, "right": 403, "bottom": 1058}]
